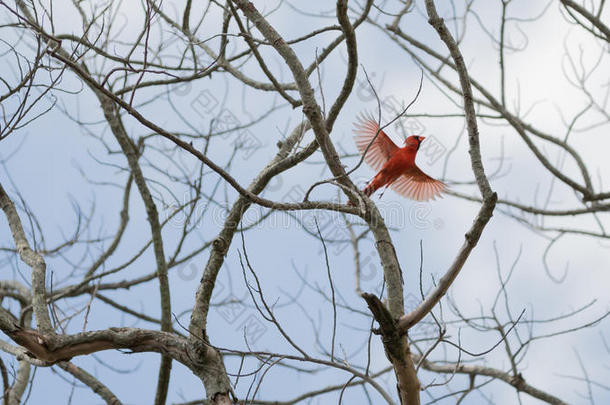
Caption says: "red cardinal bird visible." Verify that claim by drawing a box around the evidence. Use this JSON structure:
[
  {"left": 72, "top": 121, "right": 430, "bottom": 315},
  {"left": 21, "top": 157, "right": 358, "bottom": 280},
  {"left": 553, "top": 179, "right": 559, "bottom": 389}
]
[{"left": 351, "top": 113, "right": 446, "bottom": 202}]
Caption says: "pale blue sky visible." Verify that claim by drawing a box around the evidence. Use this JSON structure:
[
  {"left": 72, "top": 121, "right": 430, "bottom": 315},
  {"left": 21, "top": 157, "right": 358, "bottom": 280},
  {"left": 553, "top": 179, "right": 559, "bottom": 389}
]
[{"left": 1, "top": 1, "right": 609, "bottom": 404}]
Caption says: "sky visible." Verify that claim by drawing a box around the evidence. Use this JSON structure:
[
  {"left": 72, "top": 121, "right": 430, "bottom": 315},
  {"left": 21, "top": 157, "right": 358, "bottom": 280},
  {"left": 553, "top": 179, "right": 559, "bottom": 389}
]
[{"left": 0, "top": 0, "right": 609, "bottom": 404}]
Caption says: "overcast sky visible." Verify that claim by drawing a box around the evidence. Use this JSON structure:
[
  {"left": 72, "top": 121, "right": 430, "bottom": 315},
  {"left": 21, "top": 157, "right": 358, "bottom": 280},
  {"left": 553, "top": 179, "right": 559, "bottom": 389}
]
[{"left": 1, "top": 0, "right": 609, "bottom": 404}]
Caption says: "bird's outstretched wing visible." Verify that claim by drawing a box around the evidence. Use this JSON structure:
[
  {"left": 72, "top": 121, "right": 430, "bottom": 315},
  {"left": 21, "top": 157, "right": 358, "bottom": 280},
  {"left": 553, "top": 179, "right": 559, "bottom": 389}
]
[
  {"left": 353, "top": 112, "right": 399, "bottom": 171},
  {"left": 390, "top": 166, "right": 446, "bottom": 201}
]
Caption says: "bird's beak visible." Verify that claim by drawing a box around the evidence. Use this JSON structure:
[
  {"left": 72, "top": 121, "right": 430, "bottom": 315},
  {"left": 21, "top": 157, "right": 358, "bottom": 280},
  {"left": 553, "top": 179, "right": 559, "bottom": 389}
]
[{"left": 419, "top": 136, "right": 426, "bottom": 142}]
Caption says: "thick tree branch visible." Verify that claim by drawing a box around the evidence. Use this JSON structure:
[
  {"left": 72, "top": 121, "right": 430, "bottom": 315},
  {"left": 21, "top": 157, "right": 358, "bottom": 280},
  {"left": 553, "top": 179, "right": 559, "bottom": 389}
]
[
  {"left": 416, "top": 356, "right": 569, "bottom": 405},
  {"left": 397, "top": 0, "right": 498, "bottom": 334},
  {"left": 362, "top": 293, "right": 420, "bottom": 405},
  {"left": 560, "top": 0, "right": 610, "bottom": 42},
  {"left": 0, "top": 183, "right": 53, "bottom": 335}
]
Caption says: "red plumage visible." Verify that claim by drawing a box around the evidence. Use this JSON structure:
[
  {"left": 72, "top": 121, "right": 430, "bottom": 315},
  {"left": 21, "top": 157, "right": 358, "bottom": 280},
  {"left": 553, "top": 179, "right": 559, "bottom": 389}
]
[{"left": 352, "top": 113, "right": 446, "bottom": 202}]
